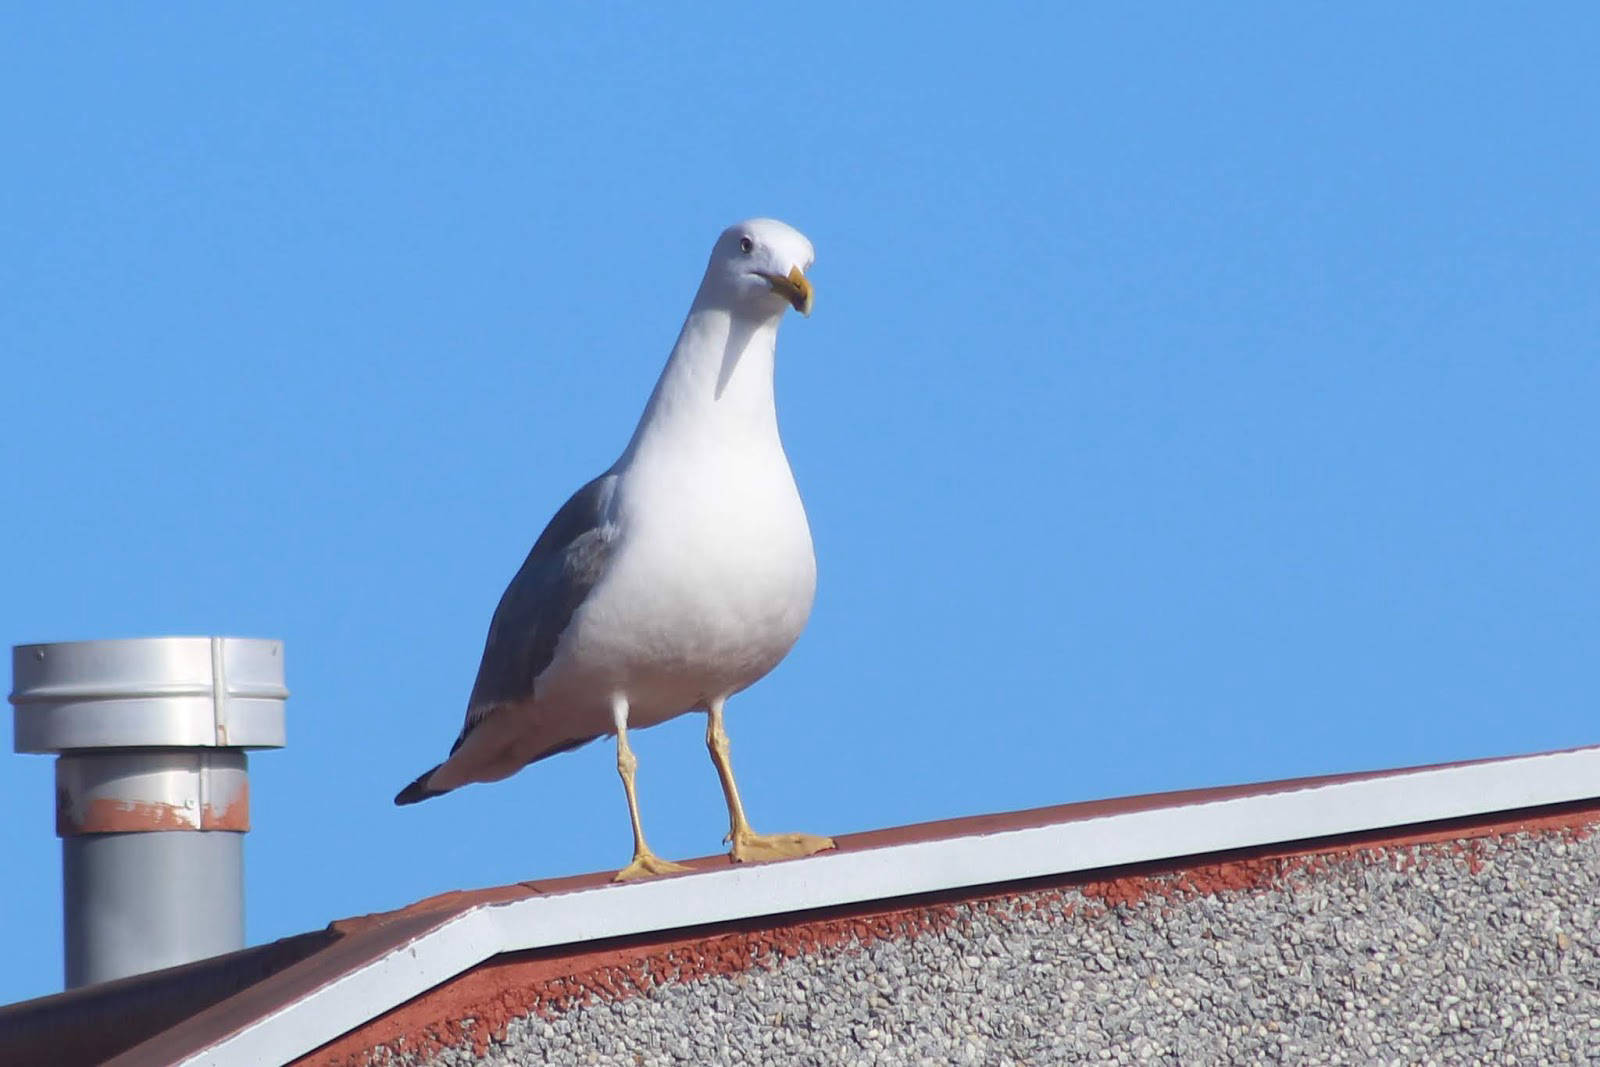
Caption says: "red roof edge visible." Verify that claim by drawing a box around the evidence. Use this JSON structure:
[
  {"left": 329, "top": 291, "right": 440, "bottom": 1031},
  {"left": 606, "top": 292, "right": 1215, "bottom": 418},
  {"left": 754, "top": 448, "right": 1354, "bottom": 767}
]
[{"left": 0, "top": 929, "right": 337, "bottom": 1066}]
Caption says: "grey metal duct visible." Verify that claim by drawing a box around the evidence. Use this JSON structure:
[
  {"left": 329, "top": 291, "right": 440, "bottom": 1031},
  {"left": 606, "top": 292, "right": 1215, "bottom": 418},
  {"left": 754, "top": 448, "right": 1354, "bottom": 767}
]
[{"left": 9, "top": 637, "right": 287, "bottom": 989}]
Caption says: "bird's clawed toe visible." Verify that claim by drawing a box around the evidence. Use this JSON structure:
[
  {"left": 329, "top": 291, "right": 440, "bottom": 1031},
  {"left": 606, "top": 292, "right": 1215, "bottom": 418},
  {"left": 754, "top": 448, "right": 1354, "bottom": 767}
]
[
  {"left": 729, "top": 829, "right": 835, "bottom": 864},
  {"left": 613, "top": 850, "right": 692, "bottom": 882}
]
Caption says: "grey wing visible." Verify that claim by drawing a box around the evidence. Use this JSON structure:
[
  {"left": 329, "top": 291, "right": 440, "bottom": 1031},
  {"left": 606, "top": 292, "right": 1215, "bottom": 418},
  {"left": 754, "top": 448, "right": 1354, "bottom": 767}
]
[{"left": 452, "top": 472, "right": 618, "bottom": 754}]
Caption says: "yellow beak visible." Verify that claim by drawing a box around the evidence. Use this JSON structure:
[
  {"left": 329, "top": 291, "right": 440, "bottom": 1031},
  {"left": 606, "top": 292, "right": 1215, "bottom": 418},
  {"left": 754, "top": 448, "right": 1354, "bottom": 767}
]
[{"left": 759, "top": 265, "right": 814, "bottom": 317}]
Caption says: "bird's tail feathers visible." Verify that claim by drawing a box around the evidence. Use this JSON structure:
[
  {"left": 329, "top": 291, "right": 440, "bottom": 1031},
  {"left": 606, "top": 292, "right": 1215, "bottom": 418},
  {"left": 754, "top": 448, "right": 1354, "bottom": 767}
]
[
  {"left": 393, "top": 763, "right": 450, "bottom": 806},
  {"left": 393, "top": 733, "right": 599, "bottom": 806}
]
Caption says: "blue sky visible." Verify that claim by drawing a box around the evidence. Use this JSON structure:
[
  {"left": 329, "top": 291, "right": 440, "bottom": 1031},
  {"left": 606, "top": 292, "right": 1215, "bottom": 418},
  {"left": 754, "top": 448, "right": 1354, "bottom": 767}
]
[{"left": 3, "top": 6, "right": 1597, "bottom": 1004}]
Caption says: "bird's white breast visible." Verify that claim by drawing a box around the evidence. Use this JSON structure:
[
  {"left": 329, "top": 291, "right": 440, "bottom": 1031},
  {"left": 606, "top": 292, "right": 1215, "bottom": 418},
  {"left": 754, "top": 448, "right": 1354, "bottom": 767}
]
[
  {"left": 554, "top": 436, "right": 816, "bottom": 726},
  {"left": 529, "top": 298, "right": 816, "bottom": 731}
]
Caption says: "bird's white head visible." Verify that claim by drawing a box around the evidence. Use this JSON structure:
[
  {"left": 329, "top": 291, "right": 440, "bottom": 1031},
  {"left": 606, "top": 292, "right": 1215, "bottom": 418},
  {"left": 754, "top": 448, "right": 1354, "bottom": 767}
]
[{"left": 697, "top": 218, "right": 815, "bottom": 319}]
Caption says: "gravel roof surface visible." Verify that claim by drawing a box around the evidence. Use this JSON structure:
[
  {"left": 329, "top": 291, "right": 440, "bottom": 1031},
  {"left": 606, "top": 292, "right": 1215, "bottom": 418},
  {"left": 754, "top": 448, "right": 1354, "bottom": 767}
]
[{"left": 392, "top": 827, "right": 1600, "bottom": 1066}]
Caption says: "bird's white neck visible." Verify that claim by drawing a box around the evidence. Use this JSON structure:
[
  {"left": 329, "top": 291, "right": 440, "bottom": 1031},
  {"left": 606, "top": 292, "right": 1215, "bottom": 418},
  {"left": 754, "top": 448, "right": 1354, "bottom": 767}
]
[{"left": 620, "top": 304, "right": 783, "bottom": 466}]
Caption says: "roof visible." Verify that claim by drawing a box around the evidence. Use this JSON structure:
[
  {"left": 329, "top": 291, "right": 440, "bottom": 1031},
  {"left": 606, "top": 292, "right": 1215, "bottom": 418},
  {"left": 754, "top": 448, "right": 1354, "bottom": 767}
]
[{"left": 5, "top": 743, "right": 1600, "bottom": 1066}]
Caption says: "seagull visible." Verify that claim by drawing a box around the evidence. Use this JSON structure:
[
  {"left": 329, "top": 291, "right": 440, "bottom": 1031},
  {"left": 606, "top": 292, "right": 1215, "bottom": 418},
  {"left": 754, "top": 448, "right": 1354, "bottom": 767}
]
[{"left": 396, "top": 218, "right": 834, "bottom": 880}]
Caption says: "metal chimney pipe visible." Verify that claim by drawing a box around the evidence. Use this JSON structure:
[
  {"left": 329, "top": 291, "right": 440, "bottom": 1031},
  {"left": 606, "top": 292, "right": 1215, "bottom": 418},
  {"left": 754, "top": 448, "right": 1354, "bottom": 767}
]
[{"left": 9, "top": 637, "right": 287, "bottom": 989}]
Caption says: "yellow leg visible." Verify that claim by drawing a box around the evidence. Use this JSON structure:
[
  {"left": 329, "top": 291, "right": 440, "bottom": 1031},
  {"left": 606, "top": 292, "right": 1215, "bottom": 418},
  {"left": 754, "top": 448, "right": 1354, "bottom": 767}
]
[
  {"left": 612, "top": 698, "right": 690, "bottom": 882},
  {"left": 706, "top": 697, "right": 835, "bottom": 864}
]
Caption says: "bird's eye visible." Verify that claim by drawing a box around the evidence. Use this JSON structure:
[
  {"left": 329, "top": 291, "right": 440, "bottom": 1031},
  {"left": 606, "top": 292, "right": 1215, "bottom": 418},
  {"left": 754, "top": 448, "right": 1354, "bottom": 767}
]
[{"left": 738, "top": 236, "right": 754, "bottom": 254}]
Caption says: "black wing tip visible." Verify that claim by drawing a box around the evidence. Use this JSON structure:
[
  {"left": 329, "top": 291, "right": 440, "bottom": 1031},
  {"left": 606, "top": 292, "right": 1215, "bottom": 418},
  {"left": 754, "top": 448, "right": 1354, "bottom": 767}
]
[{"left": 394, "top": 766, "right": 448, "bottom": 806}]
